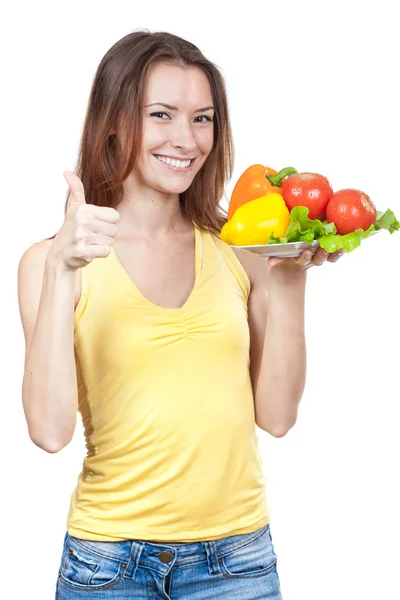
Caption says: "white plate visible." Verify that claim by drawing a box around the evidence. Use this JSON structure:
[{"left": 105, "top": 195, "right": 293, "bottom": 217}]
[{"left": 230, "top": 229, "right": 382, "bottom": 258}]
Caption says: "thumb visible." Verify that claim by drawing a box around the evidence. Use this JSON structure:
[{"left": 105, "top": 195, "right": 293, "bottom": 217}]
[{"left": 63, "top": 171, "right": 86, "bottom": 209}]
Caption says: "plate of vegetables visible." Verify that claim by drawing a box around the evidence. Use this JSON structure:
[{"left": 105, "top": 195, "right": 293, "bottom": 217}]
[{"left": 220, "top": 165, "right": 399, "bottom": 256}]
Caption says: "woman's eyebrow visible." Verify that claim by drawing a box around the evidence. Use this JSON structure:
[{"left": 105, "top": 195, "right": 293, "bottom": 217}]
[{"left": 144, "top": 102, "right": 214, "bottom": 113}]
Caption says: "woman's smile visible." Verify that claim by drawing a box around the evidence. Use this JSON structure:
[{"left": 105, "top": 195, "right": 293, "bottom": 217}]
[{"left": 152, "top": 153, "right": 197, "bottom": 173}]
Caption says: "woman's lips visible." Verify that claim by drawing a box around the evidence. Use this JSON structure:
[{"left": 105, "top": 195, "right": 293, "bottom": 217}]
[{"left": 153, "top": 154, "right": 196, "bottom": 172}]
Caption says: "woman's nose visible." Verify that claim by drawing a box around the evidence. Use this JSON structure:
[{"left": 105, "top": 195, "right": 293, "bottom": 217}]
[{"left": 170, "top": 124, "right": 197, "bottom": 151}]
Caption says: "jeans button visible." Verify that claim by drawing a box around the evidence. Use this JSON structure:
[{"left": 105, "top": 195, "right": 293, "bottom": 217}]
[{"left": 158, "top": 550, "right": 173, "bottom": 563}]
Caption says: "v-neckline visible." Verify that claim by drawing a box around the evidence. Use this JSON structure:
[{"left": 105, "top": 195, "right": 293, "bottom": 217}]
[{"left": 110, "top": 224, "right": 202, "bottom": 311}]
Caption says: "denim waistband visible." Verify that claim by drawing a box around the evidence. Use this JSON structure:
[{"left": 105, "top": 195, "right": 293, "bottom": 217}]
[{"left": 64, "top": 522, "right": 270, "bottom": 576}]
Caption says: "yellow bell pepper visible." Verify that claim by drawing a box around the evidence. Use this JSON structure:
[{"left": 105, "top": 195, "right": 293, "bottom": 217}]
[{"left": 220, "top": 193, "right": 290, "bottom": 246}]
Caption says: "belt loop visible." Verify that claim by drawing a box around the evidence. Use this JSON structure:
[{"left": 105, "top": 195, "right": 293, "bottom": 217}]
[
  {"left": 203, "top": 541, "right": 221, "bottom": 575},
  {"left": 124, "top": 540, "right": 145, "bottom": 580}
]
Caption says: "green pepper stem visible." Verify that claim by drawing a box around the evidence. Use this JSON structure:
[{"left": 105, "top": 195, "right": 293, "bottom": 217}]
[{"left": 266, "top": 167, "right": 298, "bottom": 187}]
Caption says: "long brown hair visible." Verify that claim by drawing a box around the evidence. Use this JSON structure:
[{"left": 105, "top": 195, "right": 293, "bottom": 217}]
[{"left": 45, "top": 29, "right": 234, "bottom": 241}]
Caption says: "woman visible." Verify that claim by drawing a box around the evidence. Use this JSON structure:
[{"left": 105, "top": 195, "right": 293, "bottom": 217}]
[{"left": 18, "top": 29, "right": 343, "bottom": 599}]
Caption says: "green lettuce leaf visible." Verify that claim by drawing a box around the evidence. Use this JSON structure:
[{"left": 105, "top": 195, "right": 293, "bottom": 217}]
[
  {"left": 374, "top": 209, "right": 400, "bottom": 233},
  {"left": 265, "top": 206, "right": 400, "bottom": 253},
  {"left": 284, "top": 206, "right": 337, "bottom": 241}
]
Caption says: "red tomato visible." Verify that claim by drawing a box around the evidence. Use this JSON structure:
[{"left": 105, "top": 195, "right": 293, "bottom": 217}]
[
  {"left": 326, "top": 189, "right": 377, "bottom": 235},
  {"left": 280, "top": 172, "right": 333, "bottom": 220}
]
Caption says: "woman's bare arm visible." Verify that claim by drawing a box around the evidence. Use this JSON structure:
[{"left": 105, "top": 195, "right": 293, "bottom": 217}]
[{"left": 18, "top": 240, "right": 79, "bottom": 453}]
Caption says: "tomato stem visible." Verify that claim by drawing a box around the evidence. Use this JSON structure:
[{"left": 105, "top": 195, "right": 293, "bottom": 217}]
[{"left": 266, "top": 167, "right": 298, "bottom": 187}]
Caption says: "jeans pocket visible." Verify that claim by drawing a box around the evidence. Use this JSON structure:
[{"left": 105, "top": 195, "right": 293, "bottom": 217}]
[
  {"left": 218, "top": 525, "right": 278, "bottom": 579},
  {"left": 58, "top": 535, "right": 126, "bottom": 591}
]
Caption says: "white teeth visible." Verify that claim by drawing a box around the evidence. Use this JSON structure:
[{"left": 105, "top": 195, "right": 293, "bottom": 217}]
[{"left": 154, "top": 155, "right": 192, "bottom": 168}]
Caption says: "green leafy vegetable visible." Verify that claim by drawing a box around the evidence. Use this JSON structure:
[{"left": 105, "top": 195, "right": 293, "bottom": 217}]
[
  {"left": 375, "top": 209, "right": 400, "bottom": 233},
  {"left": 266, "top": 206, "right": 400, "bottom": 253}
]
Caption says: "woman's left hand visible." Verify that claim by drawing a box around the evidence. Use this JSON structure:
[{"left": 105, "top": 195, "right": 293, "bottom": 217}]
[{"left": 268, "top": 246, "right": 345, "bottom": 273}]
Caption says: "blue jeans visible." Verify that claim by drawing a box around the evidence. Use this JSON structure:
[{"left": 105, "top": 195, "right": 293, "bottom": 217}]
[{"left": 56, "top": 522, "right": 282, "bottom": 599}]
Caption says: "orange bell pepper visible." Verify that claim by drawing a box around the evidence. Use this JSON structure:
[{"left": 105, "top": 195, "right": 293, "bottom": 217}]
[{"left": 227, "top": 165, "right": 298, "bottom": 220}]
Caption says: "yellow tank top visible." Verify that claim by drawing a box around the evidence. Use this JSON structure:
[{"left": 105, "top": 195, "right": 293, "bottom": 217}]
[{"left": 67, "top": 224, "right": 270, "bottom": 542}]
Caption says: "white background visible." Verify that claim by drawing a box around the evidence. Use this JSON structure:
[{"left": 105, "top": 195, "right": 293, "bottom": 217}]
[{"left": 3, "top": 1, "right": 399, "bottom": 598}]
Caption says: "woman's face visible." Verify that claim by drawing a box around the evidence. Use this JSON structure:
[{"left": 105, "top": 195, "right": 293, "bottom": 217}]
[{"left": 134, "top": 62, "right": 215, "bottom": 196}]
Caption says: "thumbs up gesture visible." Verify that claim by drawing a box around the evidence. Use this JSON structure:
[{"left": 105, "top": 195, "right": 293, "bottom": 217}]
[{"left": 48, "top": 171, "right": 120, "bottom": 271}]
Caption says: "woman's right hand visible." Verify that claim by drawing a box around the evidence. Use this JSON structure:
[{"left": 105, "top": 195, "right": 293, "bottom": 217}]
[{"left": 47, "top": 171, "right": 120, "bottom": 271}]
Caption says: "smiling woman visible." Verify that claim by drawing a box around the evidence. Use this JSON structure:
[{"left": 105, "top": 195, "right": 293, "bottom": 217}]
[
  {"left": 40, "top": 32, "right": 233, "bottom": 241},
  {"left": 124, "top": 60, "right": 217, "bottom": 197},
  {"left": 17, "top": 28, "right": 283, "bottom": 600}
]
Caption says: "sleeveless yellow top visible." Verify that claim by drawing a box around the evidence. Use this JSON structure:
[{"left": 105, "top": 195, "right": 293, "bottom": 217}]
[{"left": 67, "top": 224, "right": 270, "bottom": 542}]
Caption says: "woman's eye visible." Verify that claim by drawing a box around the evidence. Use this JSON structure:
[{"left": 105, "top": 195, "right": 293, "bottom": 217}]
[
  {"left": 197, "top": 115, "right": 214, "bottom": 123},
  {"left": 150, "top": 112, "right": 213, "bottom": 123},
  {"left": 151, "top": 112, "right": 169, "bottom": 119}
]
